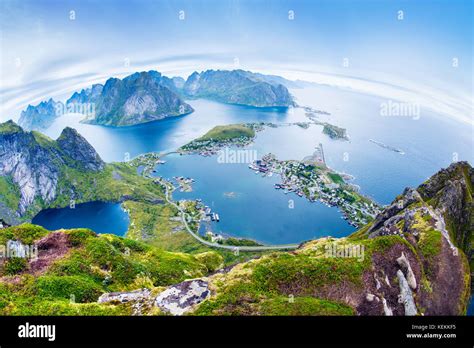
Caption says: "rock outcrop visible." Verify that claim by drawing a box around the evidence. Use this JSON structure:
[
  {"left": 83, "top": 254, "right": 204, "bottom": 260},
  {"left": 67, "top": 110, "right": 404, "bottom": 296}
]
[
  {"left": 56, "top": 127, "right": 104, "bottom": 171},
  {"left": 396, "top": 270, "right": 417, "bottom": 316},
  {"left": 396, "top": 252, "right": 417, "bottom": 290},
  {"left": 155, "top": 279, "right": 210, "bottom": 316},
  {"left": 417, "top": 161, "right": 473, "bottom": 256}
]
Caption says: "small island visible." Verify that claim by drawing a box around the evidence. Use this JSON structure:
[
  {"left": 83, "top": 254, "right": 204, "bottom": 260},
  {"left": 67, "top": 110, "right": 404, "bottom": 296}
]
[
  {"left": 180, "top": 124, "right": 258, "bottom": 155},
  {"left": 369, "top": 139, "right": 405, "bottom": 154},
  {"left": 322, "top": 123, "right": 348, "bottom": 140}
]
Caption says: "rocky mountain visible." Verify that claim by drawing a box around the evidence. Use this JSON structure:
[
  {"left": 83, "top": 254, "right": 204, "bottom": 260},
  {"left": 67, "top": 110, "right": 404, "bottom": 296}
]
[
  {"left": 183, "top": 69, "right": 294, "bottom": 107},
  {"left": 80, "top": 71, "right": 193, "bottom": 127},
  {"left": 18, "top": 98, "right": 63, "bottom": 131},
  {"left": 17, "top": 69, "right": 295, "bottom": 130},
  {"left": 0, "top": 121, "right": 104, "bottom": 221},
  {"left": 417, "top": 162, "right": 473, "bottom": 256},
  {"left": 66, "top": 83, "right": 104, "bottom": 105}
]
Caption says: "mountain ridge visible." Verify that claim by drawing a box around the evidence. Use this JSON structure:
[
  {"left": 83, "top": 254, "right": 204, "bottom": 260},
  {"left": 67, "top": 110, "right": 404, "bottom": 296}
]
[{"left": 182, "top": 69, "right": 294, "bottom": 107}]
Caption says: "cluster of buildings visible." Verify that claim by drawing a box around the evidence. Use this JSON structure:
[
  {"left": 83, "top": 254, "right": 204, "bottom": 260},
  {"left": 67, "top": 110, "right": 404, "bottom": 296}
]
[
  {"left": 248, "top": 153, "right": 381, "bottom": 228},
  {"left": 180, "top": 136, "right": 253, "bottom": 157},
  {"left": 173, "top": 176, "right": 195, "bottom": 192}
]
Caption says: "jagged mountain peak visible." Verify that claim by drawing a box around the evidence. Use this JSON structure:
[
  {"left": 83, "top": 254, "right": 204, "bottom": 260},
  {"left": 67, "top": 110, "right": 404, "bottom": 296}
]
[
  {"left": 0, "top": 122, "right": 105, "bottom": 219},
  {"left": 18, "top": 99, "right": 63, "bottom": 131},
  {"left": 57, "top": 127, "right": 104, "bottom": 172}
]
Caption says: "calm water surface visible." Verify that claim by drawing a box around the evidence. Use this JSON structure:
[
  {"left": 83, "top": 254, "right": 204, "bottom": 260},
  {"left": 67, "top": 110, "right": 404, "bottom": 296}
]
[
  {"left": 32, "top": 201, "right": 129, "bottom": 236},
  {"left": 38, "top": 88, "right": 472, "bottom": 242}
]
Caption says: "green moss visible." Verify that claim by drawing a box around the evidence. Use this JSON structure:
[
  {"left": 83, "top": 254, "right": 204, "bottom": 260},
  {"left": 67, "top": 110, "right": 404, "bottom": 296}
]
[
  {"left": 418, "top": 229, "right": 442, "bottom": 261},
  {"left": 3, "top": 257, "right": 28, "bottom": 275},
  {"left": 32, "top": 131, "right": 59, "bottom": 149},
  {"left": 6, "top": 297, "right": 131, "bottom": 315},
  {"left": 0, "top": 223, "right": 49, "bottom": 245},
  {"left": 193, "top": 281, "right": 260, "bottom": 315},
  {"left": 421, "top": 276, "right": 433, "bottom": 294},
  {"left": 458, "top": 249, "right": 471, "bottom": 314},
  {"left": 64, "top": 228, "right": 96, "bottom": 246},
  {"left": 252, "top": 253, "right": 367, "bottom": 295},
  {"left": 348, "top": 222, "right": 373, "bottom": 241},
  {"left": 194, "top": 252, "right": 224, "bottom": 272},
  {"left": 0, "top": 176, "right": 20, "bottom": 211},
  {"left": 260, "top": 296, "right": 354, "bottom": 316},
  {"left": 46, "top": 231, "right": 211, "bottom": 290},
  {"left": 35, "top": 275, "right": 103, "bottom": 302}
]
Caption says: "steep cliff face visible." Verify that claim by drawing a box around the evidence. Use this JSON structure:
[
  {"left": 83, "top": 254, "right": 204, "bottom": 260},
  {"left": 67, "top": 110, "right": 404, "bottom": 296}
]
[
  {"left": 56, "top": 128, "right": 104, "bottom": 171},
  {"left": 417, "top": 161, "right": 473, "bottom": 256},
  {"left": 0, "top": 121, "right": 104, "bottom": 220},
  {"left": 183, "top": 69, "right": 294, "bottom": 107},
  {"left": 82, "top": 71, "right": 193, "bottom": 126},
  {"left": 18, "top": 98, "right": 63, "bottom": 131},
  {"left": 360, "top": 162, "right": 472, "bottom": 315}
]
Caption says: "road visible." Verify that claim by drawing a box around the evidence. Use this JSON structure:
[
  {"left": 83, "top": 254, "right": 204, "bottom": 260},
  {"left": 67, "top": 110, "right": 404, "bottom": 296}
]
[{"left": 161, "top": 182, "right": 299, "bottom": 252}]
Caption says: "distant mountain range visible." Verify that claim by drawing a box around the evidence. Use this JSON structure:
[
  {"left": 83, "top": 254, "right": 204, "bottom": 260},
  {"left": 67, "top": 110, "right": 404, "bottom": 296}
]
[
  {"left": 18, "top": 69, "right": 296, "bottom": 128},
  {"left": 18, "top": 98, "right": 63, "bottom": 131}
]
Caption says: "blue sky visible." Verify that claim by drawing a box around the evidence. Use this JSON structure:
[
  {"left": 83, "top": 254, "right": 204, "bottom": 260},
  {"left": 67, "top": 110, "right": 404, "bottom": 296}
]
[{"left": 0, "top": 0, "right": 472, "bottom": 122}]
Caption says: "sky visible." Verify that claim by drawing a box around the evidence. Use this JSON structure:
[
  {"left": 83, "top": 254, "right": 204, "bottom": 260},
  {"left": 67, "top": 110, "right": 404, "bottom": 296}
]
[{"left": 0, "top": 0, "right": 472, "bottom": 124}]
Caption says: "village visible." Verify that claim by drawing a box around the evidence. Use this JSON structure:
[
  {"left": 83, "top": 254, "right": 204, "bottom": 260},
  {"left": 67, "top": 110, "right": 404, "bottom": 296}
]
[{"left": 248, "top": 150, "right": 381, "bottom": 227}]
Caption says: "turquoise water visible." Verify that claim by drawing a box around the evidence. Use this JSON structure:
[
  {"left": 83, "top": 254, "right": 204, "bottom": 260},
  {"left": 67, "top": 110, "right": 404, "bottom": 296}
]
[
  {"left": 153, "top": 153, "right": 354, "bottom": 244},
  {"left": 32, "top": 201, "right": 129, "bottom": 235},
  {"left": 38, "top": 87, "right": 472, "bottom": 242},
  {"left": 27, "top": 85, "right": 474, "bottom": 311},
  {"left": 45, "top": 99, "right": 302, "bottom": 163}
]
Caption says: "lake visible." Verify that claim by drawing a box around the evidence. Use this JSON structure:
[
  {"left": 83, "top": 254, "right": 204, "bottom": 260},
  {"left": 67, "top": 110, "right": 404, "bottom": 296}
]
[{"left": 32, "top": 201, "right": 130, "bottom": 236}]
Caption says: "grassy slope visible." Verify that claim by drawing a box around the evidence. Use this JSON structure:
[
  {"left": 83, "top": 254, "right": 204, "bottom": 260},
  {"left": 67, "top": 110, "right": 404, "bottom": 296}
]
[
  {"left": 195, "top": 124, "right": 255, "bottom": 142},
  {"left": 194, "top": 235, "right": 409, "bottom": 315},
  {"left": 0, "top": 176, "right": 20, "bottom": 212},
  {"left": 0, "top": 224, "right": 223, "bottom": 315}
]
